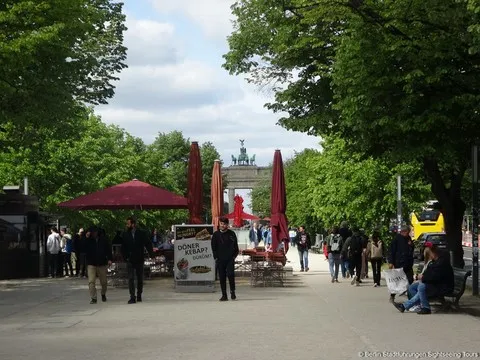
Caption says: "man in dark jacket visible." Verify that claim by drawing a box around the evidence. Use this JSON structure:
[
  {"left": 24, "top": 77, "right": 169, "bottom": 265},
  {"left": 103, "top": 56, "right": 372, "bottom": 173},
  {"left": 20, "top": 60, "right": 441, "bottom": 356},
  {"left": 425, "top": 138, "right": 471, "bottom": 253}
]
[
  {"left": 388, "top": 225, "right": 415, "bottom": 301},
  {"left": 295, "top": 226, "right": 312, "bottom": 272},
  {"left": 211, "top": 217, "right": 239, "bottom": 301},
  {"left": 339, "top": 221, "right": 352, "bottom": 278},
  {"left": 393, "top": 243, "right": 454, "bottom": 315},
  {"left": 121, "top": 217, "right": 155, "bottom": 304},
  {"left": 85, "top": 226, "right": 112, "bottom": 304},
  {"left": 341, "top": 227, "right": 363, "bottom": 286}
]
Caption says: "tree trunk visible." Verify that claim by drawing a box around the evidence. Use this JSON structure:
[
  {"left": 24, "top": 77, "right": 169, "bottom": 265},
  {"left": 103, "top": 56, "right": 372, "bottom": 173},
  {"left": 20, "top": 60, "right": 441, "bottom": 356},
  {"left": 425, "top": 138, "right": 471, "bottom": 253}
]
[{"left": 423, "top": 158, "right": 465, "bottom": 268}]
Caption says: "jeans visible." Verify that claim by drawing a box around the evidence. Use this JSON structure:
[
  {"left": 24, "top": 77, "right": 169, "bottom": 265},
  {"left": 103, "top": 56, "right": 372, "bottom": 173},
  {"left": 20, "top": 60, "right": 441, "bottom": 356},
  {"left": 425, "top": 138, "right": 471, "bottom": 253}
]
[
  {"left": 349, "top": 255, "right": 362, "bottom": 281},
  {"left": 370, "top": 258, "right": 382, "bottom": 285},
  {"left": 217, "top": 259, "right": 235, "bottom": 296},
  {"left": 342, "top": 259, "right": 349, "bottom": 277},
  {"left": 87, "top": 265, "right": 108, "bottom": 299},
  {"left": 328, "top": 253, "right": 341, "bottom": 279},
  {"left": 127, "top": 262, "right": 144, "bottom": 298},
  {"left": 298, "top": 249, "right": 309, "bottom": 270},
  {"left": 403, "top": 282, "right": 430, "bottom": 310},
  {"left": 78, "top": 253, "right": 87, "bottom": 277},
  {"left": 64, "top": 253, "right": 74, "bottom": 276},
  {"left": 48, "top": 253, "right": 58, "bottom": 277},
  {"left": 57, "top": 253, "right": 64, "bottom": 277}
]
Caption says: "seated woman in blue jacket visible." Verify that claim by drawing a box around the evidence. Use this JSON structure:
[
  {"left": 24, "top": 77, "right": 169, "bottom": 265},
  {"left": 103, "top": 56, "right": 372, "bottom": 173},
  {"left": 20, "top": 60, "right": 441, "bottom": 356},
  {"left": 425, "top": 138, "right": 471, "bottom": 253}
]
[{"left": 393, "top": 242, "right": 454, "bottom": 315}]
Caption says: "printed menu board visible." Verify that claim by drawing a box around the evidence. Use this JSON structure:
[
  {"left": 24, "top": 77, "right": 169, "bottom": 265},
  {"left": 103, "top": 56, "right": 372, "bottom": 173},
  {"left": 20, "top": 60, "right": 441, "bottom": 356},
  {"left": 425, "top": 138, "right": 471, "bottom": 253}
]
[{"left": 174, "top": 225, "right": 215, "bottom": 282}]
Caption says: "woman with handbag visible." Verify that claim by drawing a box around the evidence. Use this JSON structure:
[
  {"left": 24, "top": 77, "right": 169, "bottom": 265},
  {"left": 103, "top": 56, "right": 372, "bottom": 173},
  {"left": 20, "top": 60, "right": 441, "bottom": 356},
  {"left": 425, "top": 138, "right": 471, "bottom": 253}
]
[{"left": 366, "top": 231, "right": 384, "bottom": 287}]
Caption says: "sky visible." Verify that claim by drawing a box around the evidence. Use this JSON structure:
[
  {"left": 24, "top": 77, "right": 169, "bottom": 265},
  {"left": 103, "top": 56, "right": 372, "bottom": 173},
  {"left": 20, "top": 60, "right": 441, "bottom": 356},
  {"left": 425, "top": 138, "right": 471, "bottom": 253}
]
[{"left": 96, "top": 0, "right": 320, "bottom": 211}]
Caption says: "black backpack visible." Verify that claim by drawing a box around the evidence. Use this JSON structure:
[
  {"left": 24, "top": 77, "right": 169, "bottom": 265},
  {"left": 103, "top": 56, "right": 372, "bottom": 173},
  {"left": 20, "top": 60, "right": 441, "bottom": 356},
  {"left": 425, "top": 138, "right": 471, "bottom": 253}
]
[{"left": 348, "top": 235, "right": 362, "bottom": 258}]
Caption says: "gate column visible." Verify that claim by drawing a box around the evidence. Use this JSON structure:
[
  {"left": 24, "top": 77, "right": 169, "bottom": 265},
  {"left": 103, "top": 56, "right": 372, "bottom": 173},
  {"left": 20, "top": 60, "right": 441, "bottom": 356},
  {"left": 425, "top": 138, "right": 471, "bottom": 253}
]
[{"left": 228, "top": 188, "right": 235, "bottom": 214}]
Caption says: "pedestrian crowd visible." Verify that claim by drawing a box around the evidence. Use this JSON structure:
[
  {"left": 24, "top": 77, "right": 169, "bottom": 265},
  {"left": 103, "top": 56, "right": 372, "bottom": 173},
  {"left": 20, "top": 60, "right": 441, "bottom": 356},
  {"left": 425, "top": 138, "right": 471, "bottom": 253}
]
[
  {"left": 46, "top": 217, "right": 157, "bottom": 305},
  {"left": 300, "top": 222, "right": 455, "bottom": 315},
  {"left": 45, "top": 217, "right": 455, "bottom": 313}
]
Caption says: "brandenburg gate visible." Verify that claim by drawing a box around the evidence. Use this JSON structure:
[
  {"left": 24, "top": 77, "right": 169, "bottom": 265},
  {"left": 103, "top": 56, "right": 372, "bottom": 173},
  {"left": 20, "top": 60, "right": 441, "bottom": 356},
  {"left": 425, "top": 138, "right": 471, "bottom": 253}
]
[{"left": 222, "top": 140, "right": 271, "bottom": 213}]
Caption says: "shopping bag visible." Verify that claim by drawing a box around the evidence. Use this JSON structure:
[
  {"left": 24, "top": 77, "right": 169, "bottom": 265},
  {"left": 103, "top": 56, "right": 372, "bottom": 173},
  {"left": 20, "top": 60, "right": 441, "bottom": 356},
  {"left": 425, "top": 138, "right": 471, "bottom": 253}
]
[{"left": 382, "top": 268, "right": 409, "bottom": 294}]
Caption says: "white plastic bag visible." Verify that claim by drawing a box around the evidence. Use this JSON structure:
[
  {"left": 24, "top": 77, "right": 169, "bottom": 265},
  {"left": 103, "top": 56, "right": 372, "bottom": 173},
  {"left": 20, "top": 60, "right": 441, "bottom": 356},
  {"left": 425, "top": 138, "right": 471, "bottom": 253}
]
[{"left": 382, "top": 268, "right": 409, "bottom": 294}]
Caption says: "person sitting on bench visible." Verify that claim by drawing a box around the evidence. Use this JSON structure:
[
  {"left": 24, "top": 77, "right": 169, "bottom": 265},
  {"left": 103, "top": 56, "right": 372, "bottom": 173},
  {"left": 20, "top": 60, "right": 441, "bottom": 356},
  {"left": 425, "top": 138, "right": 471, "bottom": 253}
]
[{"left": 393, "top": 242, "right": 454, "bottom": 315}]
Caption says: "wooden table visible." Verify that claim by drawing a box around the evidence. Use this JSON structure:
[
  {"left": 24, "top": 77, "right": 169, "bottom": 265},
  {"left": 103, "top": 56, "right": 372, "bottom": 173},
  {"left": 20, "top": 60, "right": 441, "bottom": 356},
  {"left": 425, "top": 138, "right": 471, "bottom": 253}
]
[{"left": 242, "top": 250, "right": 286, "bottom": 287}]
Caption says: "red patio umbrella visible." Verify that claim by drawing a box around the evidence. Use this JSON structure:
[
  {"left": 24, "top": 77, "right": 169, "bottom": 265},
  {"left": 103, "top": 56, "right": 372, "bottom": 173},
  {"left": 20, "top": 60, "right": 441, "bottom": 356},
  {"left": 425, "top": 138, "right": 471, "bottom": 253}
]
[
  {"left": 270, "top": 150, "right": 289, "bottom": 253},
  {"left": 57, "top": 179, "right": 188, "bottom": 210},
  {"left": 210, "top": 159, "right": 223, "bottom": 230},
  {"left": 187, "top": 141, "right": 203, "bottom": 224}
]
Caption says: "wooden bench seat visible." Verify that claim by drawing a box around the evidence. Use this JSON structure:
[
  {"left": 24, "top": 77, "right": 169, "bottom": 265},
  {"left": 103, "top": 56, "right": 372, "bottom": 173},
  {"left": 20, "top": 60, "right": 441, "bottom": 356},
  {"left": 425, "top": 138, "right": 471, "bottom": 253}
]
[{"left": 428, "top": 268, "right": 472, "bottom": 312}]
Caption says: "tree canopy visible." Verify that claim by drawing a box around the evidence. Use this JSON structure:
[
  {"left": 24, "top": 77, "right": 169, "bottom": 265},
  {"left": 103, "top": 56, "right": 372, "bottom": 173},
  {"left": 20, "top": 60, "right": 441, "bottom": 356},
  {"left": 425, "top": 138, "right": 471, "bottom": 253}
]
[
  {"left": 0, "top": 0, "right": 127, "bottom": 129},
  {"left": 0, "top": 110, "right": 222, "bottom": 234},
  {"left": 224, "top": 0, "right": 480, "bottom": 266}
]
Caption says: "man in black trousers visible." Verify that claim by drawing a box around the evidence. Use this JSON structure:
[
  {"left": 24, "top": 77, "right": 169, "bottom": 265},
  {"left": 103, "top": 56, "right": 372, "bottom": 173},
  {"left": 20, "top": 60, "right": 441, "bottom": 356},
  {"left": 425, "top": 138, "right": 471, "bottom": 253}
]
[
  {"left": 388, "top": 225, "right": 415, "bottom": 302},
  {"left": 121, "top": 217, "right": 155, "bottom": 304},
  {"left": 211, "top": 217, "right": 239, "bottom": 301}
]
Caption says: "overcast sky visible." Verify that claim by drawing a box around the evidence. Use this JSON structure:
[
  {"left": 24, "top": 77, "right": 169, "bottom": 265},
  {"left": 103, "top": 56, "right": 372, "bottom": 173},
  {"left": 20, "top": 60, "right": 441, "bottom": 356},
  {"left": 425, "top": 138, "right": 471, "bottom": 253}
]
[{"left": 96, "top": 0, "right": 320, "bottom": 211}]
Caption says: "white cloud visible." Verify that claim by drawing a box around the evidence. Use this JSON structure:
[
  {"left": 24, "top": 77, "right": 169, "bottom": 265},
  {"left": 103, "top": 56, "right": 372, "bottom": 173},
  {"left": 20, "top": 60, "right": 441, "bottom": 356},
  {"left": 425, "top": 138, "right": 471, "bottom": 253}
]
[
  {"left": 124, "top": 19, "right": 179, "bottom": 66},
  {"left": 99, "top": 9, "right": 320, "bottom": 170},
  {"left": 150, "top": 0, "right": 233, "bottom": 40},
  {"left": 97, "top": 84, "right": 320, "bottom": 166},
  {"left": 109, "top": 61, "right": 241, "bottom": 111},
  {"left": 100, "top": 7, "right": 320, "bottom": 213}
]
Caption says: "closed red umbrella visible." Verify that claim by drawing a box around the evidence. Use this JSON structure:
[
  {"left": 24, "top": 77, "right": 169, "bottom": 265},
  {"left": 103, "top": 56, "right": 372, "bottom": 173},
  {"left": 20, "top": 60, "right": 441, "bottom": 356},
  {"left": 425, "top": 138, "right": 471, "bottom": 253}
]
[
  {"left": 188, "top": 141, "right": 203, "bottom": 224},
  {"left": 210, "top": 159, "right": 223, "bottom": 230},
  {"left": 233, "top": 194, "right": 244, "bottom": 228},
  {"left": 57, "top": 179, "right": 188, "bottom": 210},
  {"left": 270, "top": 150, "right": 289, "bottom": 253}
]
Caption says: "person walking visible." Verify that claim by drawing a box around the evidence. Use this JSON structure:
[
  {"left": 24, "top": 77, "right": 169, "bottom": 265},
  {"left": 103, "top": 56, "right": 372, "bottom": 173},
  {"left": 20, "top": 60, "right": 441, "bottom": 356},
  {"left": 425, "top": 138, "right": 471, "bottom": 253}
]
[
  {"left": 75, "top": 228, "right": 87, "bottom": 278},
  {"left": 366, "top": 231, "right": 384, "bottom": 287},
  {"left": 295, "top": 226, "right": 311, "bottom": 272},
  {"left": 46, "top": 227, "right": 61, "bottom": 278},
  {"left": 85, "top": 226, "right": 112, "bottom": 304},
  {"left": 121, "top": 217, "right": 155, "bottom": 304},
  {"left": 342, "top": 227, "right": 363, "bottom": 286},
  {"left": 388, "top": 225, "right": 415, "bottom": 302},
  {"left": 60, "top": 228, "right": 74, "bottom": 277},
  {"left": 211, "top": 217, "right": 239, "bottom": 301},
  {"left": 327, "top": 226, "right": 343, "bottom": 283},
  {"left": 339, "top": 221, "right": 352, "bottom": 278},
  {"left": 249, "top": 222, "right": 261, "bottom": 248}
]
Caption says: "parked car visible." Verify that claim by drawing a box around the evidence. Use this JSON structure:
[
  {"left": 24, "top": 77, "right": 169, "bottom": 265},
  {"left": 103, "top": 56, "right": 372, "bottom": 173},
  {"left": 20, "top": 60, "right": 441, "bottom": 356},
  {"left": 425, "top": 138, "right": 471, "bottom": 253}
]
[{"left": 414, "top": 232, "right": 448, "bottom": 260}]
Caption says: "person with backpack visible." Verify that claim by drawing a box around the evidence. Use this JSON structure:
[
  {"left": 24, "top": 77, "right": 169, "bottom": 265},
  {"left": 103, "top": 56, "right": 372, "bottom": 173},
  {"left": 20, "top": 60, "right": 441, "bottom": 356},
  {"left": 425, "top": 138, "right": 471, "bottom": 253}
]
[
  {"left": 341, "top": 226, "right": 363, "bottom": 286},
  {"left": 327, "top": 226, "right": 344, "bottom": 283}
]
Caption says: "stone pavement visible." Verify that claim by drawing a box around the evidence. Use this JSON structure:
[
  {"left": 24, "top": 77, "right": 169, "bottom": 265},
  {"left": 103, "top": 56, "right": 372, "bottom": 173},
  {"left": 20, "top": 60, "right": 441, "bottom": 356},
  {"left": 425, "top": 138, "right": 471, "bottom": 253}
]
[{"left": 0, "top": 251, "right": 479, "bottom": 360}]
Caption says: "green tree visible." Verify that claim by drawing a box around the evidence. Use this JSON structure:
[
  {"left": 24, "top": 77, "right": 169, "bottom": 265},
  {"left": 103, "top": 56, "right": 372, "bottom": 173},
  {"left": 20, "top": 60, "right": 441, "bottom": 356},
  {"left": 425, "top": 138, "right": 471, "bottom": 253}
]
[
  {"left": 0, "top": 108, "right": 153, "bottom": 233},
  {"left": 144, "top": 131, "right": 191, "bottom": 195},
  {"left": 249, "top": 177, "right": 271, "bottom": 218},
  {"left": 307, "top": 137, "right": 431, "bottom": 231},
  {"left": 200, "top": 141, "right": 221, "bottom": 222},
  {"left": 0, "top": 0, "right": 127, "bottom": 129},
  {"left": 285, "top": 150, "right": 325, "bottom": 235},
  {"left": 224, "top": 0, "right": 479, "bottom": 266}
]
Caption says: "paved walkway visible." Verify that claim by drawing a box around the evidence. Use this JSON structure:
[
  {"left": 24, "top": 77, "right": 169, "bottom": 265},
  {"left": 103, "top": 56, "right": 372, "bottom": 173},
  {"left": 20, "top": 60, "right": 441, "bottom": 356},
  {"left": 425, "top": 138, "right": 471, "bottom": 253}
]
[{"left": 0, "top": 250, "right": 479, "bottom": 360}]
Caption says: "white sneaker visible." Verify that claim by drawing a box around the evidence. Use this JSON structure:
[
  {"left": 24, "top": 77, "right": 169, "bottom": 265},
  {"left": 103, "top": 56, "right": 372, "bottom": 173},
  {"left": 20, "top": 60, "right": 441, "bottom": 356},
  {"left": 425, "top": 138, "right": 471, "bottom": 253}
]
[
  {"left": 409, "top": 305, "right": 421, "bottom": 312},
  {"left": 351, "top": 275, "right": 357, "bottom": 285}
]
